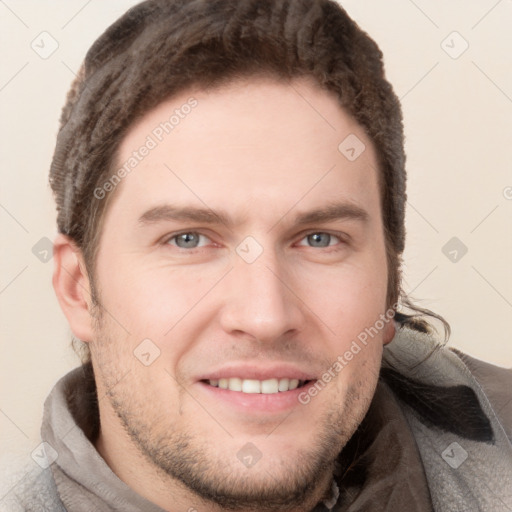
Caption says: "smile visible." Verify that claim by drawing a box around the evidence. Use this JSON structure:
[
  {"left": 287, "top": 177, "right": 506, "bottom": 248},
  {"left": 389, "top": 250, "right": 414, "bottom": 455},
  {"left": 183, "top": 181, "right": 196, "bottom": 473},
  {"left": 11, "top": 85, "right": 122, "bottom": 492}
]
[{"left": 205, "top": 378, "right": 312, "bottom": 394}]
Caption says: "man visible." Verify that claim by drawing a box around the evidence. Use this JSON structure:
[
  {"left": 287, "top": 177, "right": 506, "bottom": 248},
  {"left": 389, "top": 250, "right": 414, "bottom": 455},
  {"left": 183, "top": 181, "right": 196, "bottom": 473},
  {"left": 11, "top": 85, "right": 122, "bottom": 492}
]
[{"left": 4, "top": 0, "right": 512, "bottom": 510}]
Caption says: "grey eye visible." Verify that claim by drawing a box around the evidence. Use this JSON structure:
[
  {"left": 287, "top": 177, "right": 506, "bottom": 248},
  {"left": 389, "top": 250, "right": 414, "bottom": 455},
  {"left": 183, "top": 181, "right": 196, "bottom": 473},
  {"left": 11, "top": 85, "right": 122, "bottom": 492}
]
[
  {"left": 172, "top": 232, "right": 202, "bottom": 248},
  {"left": 306, "top": 233, "right": 333, "bottom": 247}
]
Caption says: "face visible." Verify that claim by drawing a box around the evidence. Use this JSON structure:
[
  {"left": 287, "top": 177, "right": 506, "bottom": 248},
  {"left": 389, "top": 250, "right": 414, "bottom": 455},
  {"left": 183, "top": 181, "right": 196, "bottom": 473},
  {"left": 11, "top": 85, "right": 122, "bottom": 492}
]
[{"left": 88, "top": 77, "right": 394, "bottom": 511}]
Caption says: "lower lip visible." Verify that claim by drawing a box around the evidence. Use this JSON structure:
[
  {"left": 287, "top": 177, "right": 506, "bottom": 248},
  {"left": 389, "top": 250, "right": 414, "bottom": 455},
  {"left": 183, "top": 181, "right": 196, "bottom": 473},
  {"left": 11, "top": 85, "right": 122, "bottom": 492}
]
[{"left": 196, "top": 381, "right": 317, "bottom": 413}]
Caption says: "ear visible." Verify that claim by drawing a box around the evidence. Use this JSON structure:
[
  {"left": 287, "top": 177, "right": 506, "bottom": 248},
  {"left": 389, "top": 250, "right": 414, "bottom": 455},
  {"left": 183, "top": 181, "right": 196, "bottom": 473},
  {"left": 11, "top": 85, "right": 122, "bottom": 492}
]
[
  {"left": 52, "top": 234, "right": 95, "bottom": 342},
  {"left": 382, "top": 319, "right": 396, "bottom": 345}
]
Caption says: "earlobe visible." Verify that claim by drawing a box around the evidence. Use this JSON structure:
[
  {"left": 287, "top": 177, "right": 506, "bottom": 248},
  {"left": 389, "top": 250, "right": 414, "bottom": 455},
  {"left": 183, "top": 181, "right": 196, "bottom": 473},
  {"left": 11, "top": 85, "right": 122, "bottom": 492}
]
[
  {"left": 52, "top": 234, "right": 95, "bottom": 342},
  {"left": 383, "top": 319, "right": 396, "bottom": 345}
]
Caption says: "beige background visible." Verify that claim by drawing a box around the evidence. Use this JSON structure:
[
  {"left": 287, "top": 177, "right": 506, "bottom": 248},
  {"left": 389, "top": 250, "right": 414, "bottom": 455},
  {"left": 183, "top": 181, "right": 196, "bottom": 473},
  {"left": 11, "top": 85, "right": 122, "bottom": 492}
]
[{"left": 1, "top": 0, "right": 511, "bottom": 482}]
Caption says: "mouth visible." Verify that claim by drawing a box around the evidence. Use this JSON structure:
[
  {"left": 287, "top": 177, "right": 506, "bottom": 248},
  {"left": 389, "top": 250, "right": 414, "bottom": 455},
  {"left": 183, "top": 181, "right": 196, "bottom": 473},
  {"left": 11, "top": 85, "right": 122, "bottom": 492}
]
[
  {"left": 202, "top": 377, "right": 314, "bottom": 394},
  {"left": 197, "top": 374, "right": 317, "bottom": 414},
  {"left": 196, "top": 363, "right": 318, "bottom": 413}
]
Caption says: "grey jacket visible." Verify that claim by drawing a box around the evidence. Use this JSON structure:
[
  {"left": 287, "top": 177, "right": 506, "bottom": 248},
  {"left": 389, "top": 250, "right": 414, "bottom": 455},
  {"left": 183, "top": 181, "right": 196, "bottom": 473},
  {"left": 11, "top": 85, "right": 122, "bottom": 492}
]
[{"left": 2, "top": 325, "right": 511, "bottom": 511}]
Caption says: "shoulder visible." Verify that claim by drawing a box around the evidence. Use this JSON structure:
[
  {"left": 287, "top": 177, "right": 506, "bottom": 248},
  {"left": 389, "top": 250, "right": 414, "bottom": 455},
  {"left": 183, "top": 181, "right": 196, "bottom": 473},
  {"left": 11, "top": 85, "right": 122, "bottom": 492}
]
[
  {"left": 450, "top": 348, "right": 512, "bottom": 441},
  {"left": 383, "top": 324, "right": 512, "bottom": 443},
  {"left": 0, "top": 463, "right": 65, "bottom": 512}
]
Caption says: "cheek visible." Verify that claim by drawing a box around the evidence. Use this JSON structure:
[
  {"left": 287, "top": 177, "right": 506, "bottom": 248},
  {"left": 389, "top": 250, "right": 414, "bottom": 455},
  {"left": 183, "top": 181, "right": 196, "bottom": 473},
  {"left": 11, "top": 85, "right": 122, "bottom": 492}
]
[
  {"left": 97, "top": 258, "right": 221, "bottom": 338},
  {"left": 296, "top": 255, "right": 388, "bottom": 332}
]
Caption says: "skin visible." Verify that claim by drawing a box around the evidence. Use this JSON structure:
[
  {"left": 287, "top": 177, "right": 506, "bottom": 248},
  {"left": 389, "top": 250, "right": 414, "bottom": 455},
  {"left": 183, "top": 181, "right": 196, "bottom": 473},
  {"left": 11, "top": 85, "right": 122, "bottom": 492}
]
[{"left": 53, "top": 76, "right": 395, "bottom": 512}]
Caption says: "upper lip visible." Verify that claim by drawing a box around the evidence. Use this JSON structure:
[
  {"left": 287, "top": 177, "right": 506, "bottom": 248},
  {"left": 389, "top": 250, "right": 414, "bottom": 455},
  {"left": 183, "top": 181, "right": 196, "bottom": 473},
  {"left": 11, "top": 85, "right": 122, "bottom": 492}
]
[{"left": 197, "top": 363, "right": 317, "bottom": 382}]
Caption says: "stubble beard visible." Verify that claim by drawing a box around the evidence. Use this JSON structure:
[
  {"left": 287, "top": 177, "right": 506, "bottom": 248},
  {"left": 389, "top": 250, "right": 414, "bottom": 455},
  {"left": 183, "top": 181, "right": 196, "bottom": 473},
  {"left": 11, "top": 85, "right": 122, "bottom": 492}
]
[{"left": 90, "top": 306, "right": 377, "bottom": 512}]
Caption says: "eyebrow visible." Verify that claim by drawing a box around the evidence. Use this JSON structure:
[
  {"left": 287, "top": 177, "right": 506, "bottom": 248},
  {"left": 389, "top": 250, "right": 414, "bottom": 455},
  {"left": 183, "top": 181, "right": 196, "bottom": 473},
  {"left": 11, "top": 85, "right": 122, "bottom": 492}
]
[
  {"left": 138, "top": 201, "right": 369, "bottom": 228},
  {"left": 138, "top": 205, "right": 231, "bottom": 226},
  {"left": 293, "top": 202, "right": 369, "bottom": 225}
]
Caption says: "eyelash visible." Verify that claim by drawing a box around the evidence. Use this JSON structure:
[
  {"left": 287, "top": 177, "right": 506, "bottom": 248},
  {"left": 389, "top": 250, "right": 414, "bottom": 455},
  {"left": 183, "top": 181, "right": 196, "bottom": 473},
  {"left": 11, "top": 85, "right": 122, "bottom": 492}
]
[{"left": 162, "top": 230, "right": 349, "bottom": 252}]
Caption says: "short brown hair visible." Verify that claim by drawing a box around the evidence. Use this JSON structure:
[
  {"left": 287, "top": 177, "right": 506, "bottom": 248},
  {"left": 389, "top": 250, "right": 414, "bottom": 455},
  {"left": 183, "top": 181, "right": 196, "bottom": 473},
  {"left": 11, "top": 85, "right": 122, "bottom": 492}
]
[{"left": 50, "top": 0, "right": 449, "bottom": 362}]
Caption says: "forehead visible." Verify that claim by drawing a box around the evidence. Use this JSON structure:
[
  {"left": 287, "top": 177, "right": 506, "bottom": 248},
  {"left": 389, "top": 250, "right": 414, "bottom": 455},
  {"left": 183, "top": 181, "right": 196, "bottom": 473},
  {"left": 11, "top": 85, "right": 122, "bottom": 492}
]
[{"left": 108, "top": 76, "right": 381, "bottom": 225}]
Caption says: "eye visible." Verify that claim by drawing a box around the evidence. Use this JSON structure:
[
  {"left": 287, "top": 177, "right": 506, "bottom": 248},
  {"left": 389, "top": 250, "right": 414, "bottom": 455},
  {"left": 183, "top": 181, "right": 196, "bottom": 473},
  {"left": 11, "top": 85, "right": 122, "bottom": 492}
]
[
  {"left": 297, "top": 232, "right": 344, "bottom": 248},
  {"left": 167, "top": 232, "right": 211, "bottom": 249}
]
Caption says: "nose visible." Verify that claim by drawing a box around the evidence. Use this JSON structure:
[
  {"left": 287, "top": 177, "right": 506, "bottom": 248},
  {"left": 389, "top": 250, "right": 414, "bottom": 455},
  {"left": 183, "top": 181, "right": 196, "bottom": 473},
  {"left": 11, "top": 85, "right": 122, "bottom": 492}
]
[{"left": 219, "top": 249, "right": 306, "bottom": 343}]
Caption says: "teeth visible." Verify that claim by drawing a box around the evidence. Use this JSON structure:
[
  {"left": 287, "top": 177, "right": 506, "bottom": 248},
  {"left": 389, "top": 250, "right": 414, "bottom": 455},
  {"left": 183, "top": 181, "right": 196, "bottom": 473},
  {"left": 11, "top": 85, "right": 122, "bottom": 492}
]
[
  {"left": 207, "top": 377, "right": 306, "bottom": 393},
  {"left": 228, "top": 377, "right": 242, "bottom": 391},
  {"left": 261, "top": 378, "right": 278, "bottom": 394},
  {"left": 278, "top": 378, "right": 289, "bottom": 392},
  {"left": 242, "top": 379, "right": 261, "bottom": 393},
  {"left": 289, "top": 379, "right": 299, "bottom": 390}
]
